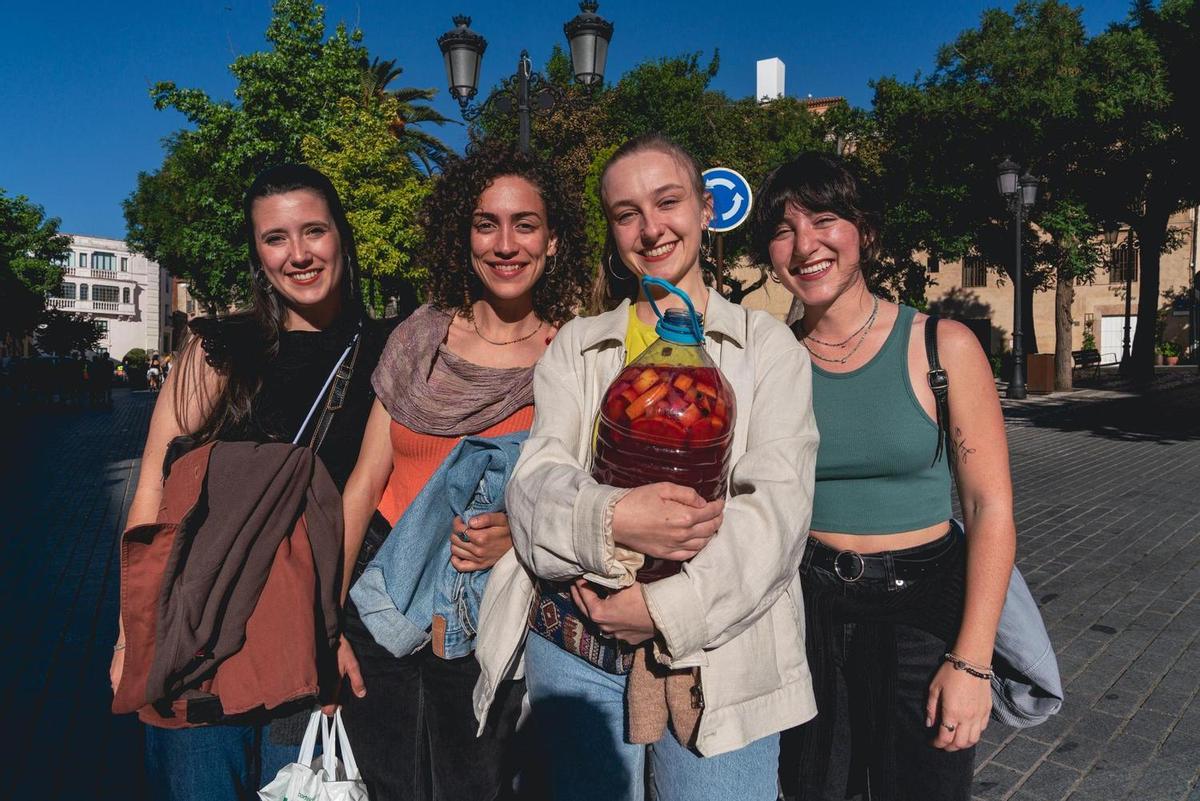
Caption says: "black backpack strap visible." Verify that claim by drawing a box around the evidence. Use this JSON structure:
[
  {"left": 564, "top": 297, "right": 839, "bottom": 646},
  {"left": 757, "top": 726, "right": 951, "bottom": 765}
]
[{"left": 925, "top": 315, "right": 950, "bottom": 466}]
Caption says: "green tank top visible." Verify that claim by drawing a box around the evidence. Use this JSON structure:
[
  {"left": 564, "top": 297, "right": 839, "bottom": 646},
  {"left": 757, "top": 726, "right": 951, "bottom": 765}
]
[{"left": 810, "top": 304, "right": 952, "bottom": 534}]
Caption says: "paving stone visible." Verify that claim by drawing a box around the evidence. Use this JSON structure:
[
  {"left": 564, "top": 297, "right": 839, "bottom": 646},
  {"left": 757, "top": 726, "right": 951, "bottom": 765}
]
[
  {"left": 1123, "top": 708, "right": 1179, "bottom": 744},
  {"left": 973, "top": 762, "right": 1026, "bottom": 800},
  {"left": 1046, "top": 736, "right": 1107, "bottom": 772},
  {"left": 1020, "top": 761, "right": 1082, "bottom": 800},
  {"left": 994, "top": 735, "right": 1053, "bottom": 773}
]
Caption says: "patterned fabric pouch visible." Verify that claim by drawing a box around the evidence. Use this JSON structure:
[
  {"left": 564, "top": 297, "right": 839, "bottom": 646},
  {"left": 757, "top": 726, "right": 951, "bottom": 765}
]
[{"left": 529, "top": 582, "right": 635, "bottom": 675}]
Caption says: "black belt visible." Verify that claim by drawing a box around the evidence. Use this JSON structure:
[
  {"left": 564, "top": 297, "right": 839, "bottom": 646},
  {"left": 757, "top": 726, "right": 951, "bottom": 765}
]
[{"left": 801, "top": 525, "right": 960, "bottom": 583}]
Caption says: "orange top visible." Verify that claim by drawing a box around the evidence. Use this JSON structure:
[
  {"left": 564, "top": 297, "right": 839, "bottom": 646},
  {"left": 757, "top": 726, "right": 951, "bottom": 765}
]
[{"left": 376, "top": 405, "right": 536, "bottom": 526}]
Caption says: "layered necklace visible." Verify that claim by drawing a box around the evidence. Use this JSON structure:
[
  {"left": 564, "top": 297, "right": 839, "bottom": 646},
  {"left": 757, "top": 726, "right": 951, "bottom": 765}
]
[
  {"left": 472, "top": 316, "right": 544, "bottom": 346},
  {"left": 800, "top": 295, "right": 880, "bottom": 365}
]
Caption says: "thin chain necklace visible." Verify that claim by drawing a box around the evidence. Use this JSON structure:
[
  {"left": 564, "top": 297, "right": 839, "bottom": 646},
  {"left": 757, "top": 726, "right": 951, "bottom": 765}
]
[
  {"left": 801, "top": 296, "right": 880, "bottom": 365},
  {"left": 472, "top": 316, "right": 544, "bottom": 346},
  {"left": 803, "top": 295, "right": 880, "bottom": 347}
]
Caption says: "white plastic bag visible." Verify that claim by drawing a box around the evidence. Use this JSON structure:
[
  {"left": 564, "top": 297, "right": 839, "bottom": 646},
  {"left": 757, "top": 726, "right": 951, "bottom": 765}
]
[{"left": 259, "top": 710, "right": 369, "bottom": 801}]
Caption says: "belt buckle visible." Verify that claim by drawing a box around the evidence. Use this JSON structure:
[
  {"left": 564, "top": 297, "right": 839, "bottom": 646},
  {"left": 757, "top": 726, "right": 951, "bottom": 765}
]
[{"left": 833, "top": 550, "right": 865, "bottom": 582}]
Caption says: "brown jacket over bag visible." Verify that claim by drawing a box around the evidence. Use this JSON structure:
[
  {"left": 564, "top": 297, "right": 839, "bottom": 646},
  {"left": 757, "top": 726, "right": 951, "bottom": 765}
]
[{"left": 112, "top": 440, "right": 343, "bottom": 728}]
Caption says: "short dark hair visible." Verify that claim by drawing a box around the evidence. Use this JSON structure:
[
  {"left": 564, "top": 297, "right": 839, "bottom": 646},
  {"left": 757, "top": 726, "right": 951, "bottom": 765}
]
[
  {"left": 750, "top": 151, "right": 881, "bottom": 269},
  {"left": 423, "top": 142, "right": 591, "bottom": 326}
]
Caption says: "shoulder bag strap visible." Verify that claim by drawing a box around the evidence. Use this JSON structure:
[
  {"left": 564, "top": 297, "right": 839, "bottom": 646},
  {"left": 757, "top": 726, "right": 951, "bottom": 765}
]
[
  {"left": 308, "top": 334, "right": 361, "bottom": 453},
  {"left": 925, "top": 314, "right": 950, "bottom": 467},
  {"left": 291, "top": 325, "right": 361, "bottom": 451}
]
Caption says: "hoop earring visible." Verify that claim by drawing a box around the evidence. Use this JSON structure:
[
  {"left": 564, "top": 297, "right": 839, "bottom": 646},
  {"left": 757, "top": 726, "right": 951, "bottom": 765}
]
[
  {"left": 546, "top": 252, "right": 558, "bottom": 274},
  {"left": 605, "top": 251, "right": 624, "bottom": 282},
  {"left": 254, "top": 267, "right": 273, "bottom": 293},
  {"left": 769, "top": 269, "right": 782, "bottom": 284}
]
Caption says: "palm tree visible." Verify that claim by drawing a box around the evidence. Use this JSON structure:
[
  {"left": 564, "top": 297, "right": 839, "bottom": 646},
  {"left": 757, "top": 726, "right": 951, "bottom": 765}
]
[{"left": 361, "top": 57, "right": 456, "bottom": 172}]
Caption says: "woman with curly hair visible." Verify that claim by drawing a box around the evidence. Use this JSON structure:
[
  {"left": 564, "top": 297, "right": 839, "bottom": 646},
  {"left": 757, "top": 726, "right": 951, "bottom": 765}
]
[{"left": 336, "top": 143, "right": 592, "bottom": 801}]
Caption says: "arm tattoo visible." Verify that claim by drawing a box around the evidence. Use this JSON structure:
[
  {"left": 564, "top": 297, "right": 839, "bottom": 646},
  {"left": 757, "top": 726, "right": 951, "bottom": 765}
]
[{"left": 950, "top": 426, "right": 976, "bottom": 466}]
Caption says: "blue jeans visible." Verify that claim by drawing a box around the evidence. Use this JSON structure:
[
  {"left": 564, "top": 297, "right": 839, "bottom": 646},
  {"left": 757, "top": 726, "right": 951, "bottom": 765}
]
[
  {"left": 144, "top": 723, "right": 299, "bottom": 801},
  {"left": 523, "top": 632, "right": 779, "bottom": 801}
]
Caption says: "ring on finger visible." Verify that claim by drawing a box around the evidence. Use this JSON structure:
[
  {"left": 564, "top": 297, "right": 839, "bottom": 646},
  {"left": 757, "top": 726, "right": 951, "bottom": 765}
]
[
  {"left": 941, "top": 722, "right": 957, "bottom": 732},
  {"left": 456, "top": 526, "right": 471, "bottom": 543}
]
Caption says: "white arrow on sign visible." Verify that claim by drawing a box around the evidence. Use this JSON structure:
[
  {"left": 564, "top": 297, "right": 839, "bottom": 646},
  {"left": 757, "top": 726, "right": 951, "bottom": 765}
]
[
  {"left": 722, "top": 193, "right": 744, "bottom": 222},
  {"left": 705, "top": 176, "right": 746, "bottom": 221}
]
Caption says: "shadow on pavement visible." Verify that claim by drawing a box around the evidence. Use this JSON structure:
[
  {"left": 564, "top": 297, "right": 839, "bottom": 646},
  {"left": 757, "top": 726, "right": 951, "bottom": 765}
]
[{"left": 1006, "top": 381, "right": 1200, "bottom": 444}]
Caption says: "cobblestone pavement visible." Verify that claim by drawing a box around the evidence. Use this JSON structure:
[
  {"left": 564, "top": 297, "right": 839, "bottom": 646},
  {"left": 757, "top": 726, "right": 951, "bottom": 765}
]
[{"left": 2, "top": 378, "right": 1198, "bottom": 800}]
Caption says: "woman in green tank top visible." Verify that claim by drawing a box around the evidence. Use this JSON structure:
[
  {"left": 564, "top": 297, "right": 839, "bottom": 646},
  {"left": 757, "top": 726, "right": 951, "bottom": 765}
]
[{"left": 751, "top": 152, "right": 1017, "bottom": 801}]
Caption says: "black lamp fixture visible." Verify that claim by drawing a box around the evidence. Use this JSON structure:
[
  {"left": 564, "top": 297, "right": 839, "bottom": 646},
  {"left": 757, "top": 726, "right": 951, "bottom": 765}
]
[
  {"left": 997, "top": 157, "right": 1039, "bottom": 399},
  {"left": 437, "top": 3, "right": 614, "bottom": 152},
  {"left": 437, "top": 16, "right": 486, "bottom": 107},
  {"left": 564, "top": 1, "right": 614, "bottom": 87}
]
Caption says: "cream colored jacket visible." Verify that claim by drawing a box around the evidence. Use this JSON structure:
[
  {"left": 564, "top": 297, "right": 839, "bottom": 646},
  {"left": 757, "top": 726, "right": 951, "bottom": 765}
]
[{"left": 473, "top": 292, "right": 819, "bottom": 756}]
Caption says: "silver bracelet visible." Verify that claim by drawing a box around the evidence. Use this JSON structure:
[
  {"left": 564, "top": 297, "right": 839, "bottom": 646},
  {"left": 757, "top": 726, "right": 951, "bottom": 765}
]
[{"left": 113, "top": 642, "right": 127, "bottom": 652}]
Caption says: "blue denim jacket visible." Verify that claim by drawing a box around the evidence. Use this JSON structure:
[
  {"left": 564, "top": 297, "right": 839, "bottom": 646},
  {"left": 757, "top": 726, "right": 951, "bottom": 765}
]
[{"left": 349, "top": 431, "right": 528, "bottom": 659}]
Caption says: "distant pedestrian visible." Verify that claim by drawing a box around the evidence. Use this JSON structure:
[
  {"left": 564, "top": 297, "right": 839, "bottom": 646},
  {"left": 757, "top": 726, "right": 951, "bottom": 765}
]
[
  {"left": 146, "top": 354, "right": 162, "bottom": 393},
  {"left": 754, "top": 152, "right": 1016, "bottom": 801}
]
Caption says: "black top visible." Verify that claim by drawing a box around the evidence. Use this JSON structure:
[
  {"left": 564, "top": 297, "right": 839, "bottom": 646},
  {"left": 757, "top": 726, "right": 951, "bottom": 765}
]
[{"left": 190, "top": 311, "right": 397, "bottom": 491}]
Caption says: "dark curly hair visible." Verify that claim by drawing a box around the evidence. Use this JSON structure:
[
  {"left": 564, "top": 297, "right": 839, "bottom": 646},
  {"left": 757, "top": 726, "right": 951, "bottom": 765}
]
[{"left": 423, "top": 143, "right": 591, "bottom": 326}]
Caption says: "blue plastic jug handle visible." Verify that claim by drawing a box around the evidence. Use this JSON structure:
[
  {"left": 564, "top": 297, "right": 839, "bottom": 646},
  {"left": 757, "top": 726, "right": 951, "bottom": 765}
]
[{"left": 640, "top": 276, "right": 704, "bottom": 343}]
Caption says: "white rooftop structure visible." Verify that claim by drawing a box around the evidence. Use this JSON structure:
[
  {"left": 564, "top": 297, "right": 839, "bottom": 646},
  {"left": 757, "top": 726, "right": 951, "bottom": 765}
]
[{"left": 757, "top": 57, "right": 785, "bottom": 102}]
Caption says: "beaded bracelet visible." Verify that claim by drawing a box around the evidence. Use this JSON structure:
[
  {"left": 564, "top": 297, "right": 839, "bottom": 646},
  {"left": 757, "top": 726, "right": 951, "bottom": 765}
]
[{"left": 943, "top": 651, "right": 994, "bottom": 680}]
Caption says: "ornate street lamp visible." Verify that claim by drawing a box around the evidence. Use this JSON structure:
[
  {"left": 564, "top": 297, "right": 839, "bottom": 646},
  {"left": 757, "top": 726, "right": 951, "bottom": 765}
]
[
  {"left": 997, "top": 158, "right": 1038, "bottom": 399},
  {"left": 564, "top": 1, "right": 613, "bottom": 86},
  {"left": 437, "top": 2, "right": 614, "bottom": 153},
  {"left": 437, "top": 16, "right": 486, "bottom": 107}
]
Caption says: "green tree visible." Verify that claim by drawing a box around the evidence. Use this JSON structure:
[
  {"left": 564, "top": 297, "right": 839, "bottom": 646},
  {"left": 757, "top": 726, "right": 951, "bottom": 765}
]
[
  {"left": 1081, "top": 0, "right": 1199, "bottom": 382},
  {"left": 302, "top": 96, "right": 432, "bottom": 311},
  {"left": 360, "top": 56, "right": 455, "bottom": 172},
  {"left": 872, "top": 0, "right": 1105, "bottom": 386},
  {"left": 35, "top": 308, "right": 105, "bottom": 356},
  {"left": 0, "top": 190, "right": 70, "bottom": 341},
  {"left": 125, "top": 0, "right": 436, "bottom": 310}
]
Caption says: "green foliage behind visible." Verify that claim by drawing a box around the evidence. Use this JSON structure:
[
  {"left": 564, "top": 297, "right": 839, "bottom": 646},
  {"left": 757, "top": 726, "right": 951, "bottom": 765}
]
[
  {"left": 1, "top": 190, "right": 70, "bottom": 340},
  {"left": 126, "top": 0, "right": 440, "bottom": 311}
]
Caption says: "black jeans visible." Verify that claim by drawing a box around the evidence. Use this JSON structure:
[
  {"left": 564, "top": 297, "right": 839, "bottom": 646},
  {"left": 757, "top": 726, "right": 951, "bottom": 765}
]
[
  {"left": 339, "top": 515, "right": 525, "bottom": 801},
  {"left": 783, "top": 526, "right": 975, "bottom": 801}
]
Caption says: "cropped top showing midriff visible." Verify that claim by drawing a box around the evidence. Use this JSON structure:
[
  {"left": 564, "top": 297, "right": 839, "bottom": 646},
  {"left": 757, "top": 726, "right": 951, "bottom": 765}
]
[
  {"left": 376, "top": 406, "right": 535, "bottom": 526},
  {"left": 809, "top": 304, "right": 952, "bottom": 545}
]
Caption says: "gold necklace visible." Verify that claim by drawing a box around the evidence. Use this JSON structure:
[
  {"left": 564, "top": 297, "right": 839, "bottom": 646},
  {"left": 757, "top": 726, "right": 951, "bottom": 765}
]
[{"left": 471, "top": 317, "right": 544, "bottom": 346}]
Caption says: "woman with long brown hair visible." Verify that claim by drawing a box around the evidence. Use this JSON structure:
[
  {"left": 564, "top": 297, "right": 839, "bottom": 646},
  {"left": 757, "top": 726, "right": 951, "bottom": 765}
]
[{"left": 111, "top": 163, "right": 396, "bottom": 799}]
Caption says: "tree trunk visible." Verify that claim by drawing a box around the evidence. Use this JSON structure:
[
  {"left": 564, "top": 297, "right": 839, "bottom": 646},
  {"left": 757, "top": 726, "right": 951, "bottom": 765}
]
[
  {"left": 1023, "top": 273, "right": 1039, "bottom": 355},
  {"left": 1131, "top": 203, "right": 1171, "bottom": 385},
  {"left": 1054, "top": 269, "right": 1074, "bottom": 391}
]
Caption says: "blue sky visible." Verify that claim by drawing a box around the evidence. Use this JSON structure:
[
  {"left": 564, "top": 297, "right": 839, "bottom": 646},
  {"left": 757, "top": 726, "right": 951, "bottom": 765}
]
[{"left": 1, "top": 0, "right": 1135, "bottom": 240}]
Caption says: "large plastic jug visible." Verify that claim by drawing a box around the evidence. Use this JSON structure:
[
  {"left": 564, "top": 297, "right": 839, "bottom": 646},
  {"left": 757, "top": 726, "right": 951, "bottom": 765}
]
[{"left": 592, "top": 277, "right": 736, "bottom": 582}]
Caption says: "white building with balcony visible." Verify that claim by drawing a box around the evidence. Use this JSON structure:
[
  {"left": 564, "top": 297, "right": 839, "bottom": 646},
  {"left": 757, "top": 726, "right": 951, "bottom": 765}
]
[{"left": 48, "top": 234, "right": 173, "bottom": 359}]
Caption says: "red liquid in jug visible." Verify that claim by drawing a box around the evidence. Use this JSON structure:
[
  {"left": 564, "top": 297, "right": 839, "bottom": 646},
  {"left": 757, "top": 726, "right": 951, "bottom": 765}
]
[{"left": 593, "top": 363, "right": 736, "bottom": 582}]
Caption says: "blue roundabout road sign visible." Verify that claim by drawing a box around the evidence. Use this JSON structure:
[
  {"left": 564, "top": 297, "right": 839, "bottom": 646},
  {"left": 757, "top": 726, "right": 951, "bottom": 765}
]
[{"left": 702, "top": 167, "right": 753, "bottom": 233}]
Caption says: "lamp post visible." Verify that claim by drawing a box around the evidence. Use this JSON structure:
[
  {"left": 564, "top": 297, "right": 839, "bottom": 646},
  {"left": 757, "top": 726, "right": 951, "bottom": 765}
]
[
  {"left": 1102, "top": 222, "right": 1133, "bottom": 369},
  {"left": 437, "top": 3, "right": 614, "bottom": 154},
  {"left": 996, "top": 158, "right": 1038, "bottom": 399}
]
